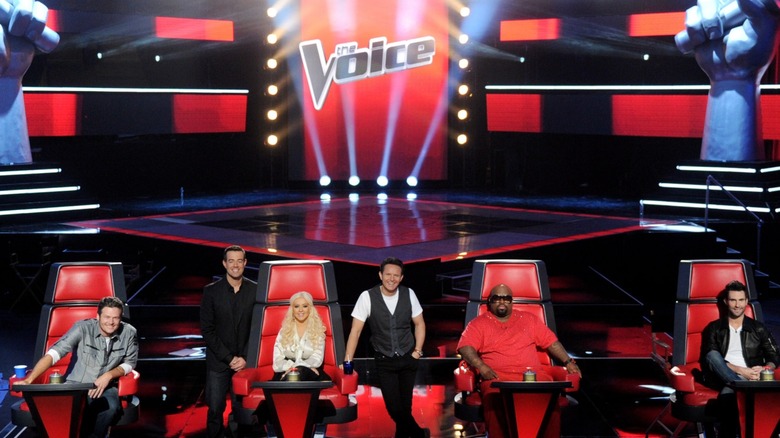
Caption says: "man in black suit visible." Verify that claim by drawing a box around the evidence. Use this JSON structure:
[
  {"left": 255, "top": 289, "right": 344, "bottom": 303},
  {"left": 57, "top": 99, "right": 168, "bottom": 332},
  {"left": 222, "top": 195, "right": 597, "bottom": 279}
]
[{"left": 200, "top": 245, "right": 257, "bottom": 438}]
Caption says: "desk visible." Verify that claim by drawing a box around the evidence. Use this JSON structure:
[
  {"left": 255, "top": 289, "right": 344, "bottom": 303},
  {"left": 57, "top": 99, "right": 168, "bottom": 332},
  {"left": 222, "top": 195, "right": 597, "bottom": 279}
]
[
  {"left": 729, "top": 380, "right": 780, "bottom": 438},
  {"left": 252, "top": 380, "right": 332, "bottom": 438},
  {"left": 12, "top": 382, "right": 94, "bottom": 438},
  {"left": 491, "top": 381, "right": 572, "bottom": 438}
]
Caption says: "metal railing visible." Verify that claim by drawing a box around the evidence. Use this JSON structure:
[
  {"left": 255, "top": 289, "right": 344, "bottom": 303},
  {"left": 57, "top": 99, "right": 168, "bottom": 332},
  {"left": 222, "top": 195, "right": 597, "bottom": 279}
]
[{"left": 705, "top": 175, "right": 763, "bottom": 270}]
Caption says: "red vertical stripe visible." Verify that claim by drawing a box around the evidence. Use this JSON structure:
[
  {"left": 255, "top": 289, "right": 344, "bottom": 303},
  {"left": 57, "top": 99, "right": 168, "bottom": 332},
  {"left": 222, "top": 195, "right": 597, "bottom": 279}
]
[
  {"left": 155, "top": 17, "right": 234, "bottom": 42},
  {"left": 486, "top": 94, "right": 542, "bottom": 133},
  {"left": 46, "top": 9, "right": 60, "bottom": 32},
  {"left": 500, "top": 19, "right": 561, "bottom": 42}
]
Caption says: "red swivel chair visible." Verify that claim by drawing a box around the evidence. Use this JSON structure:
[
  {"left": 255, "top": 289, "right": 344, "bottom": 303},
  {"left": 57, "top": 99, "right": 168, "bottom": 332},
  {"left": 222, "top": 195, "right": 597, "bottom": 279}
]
[
  {"left": 232, "top": 260, "right": 358, "bottom": 434},
  {"left": 663, "top": 259, "right": 760, "bottom": 436},
  {"left": 10, "top": 262, "right": 141, "bottom": 427},
  {"left": 453, "top": 260, "right": 580, "bottom": 425}
]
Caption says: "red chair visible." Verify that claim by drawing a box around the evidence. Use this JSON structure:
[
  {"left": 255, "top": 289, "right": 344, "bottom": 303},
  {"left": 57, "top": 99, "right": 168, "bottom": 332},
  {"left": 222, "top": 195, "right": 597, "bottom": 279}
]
[
  {"left": 232, "top": 260, "right": 358, "bottom": 434},
  {"left": 661, "top": 259, "right": 760, "bottom": 436},
  {"left": 453, "top": 260, "right": 580, "bottom": 425},
  {"left": 10, "top": 262, "right": 140, "bottom": 427}
]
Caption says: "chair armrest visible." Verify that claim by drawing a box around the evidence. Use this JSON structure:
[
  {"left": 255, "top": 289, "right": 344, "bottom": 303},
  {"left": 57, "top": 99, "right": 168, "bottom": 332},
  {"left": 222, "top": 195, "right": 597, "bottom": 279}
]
[
  {"left": 669, "top": 365, "right": 696, "bottom": 393},
  {"left": 232, "top": 368, "right": 264, "bottom": 396},
  {"left": 454, "top": 360, "right": 476, "bottom": 393},
  {"left": 547, "top": 365, "right": 580, "bottom": 392},
  {"left": 118, "top": 370, "right": 139, "bottom": 397},
  {"left": 9, "top": 368, "right": 67, "bottom": 397},
  {"left": 332, "top": 369, "right": 358, "bottom": 394}
]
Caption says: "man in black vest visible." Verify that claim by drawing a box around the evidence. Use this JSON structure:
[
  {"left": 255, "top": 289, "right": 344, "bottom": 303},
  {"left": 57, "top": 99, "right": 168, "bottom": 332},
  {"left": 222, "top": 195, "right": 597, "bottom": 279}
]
[{"left": 344, "top": 257, "right": 428, "bottom": 438}]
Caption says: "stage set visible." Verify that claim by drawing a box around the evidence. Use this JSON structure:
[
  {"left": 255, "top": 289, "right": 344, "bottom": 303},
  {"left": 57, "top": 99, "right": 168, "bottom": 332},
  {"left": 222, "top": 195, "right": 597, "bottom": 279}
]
[{"left": 2, "top": 0, "right": 780, "bottom": 437}]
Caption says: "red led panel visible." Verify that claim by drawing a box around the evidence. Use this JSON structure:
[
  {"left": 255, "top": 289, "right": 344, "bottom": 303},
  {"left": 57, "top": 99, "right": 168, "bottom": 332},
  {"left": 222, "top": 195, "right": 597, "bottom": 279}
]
[
  {"left": 612, "top": 95, "right": 706, "bottom": 138},
  {"left": 46, "top": 9, "right": 60, "bottom": 32},
  {"left": 628, "top": 12, "right": 685, "bottom": 37},
  {"left": 486, "top": 94, "right": 542, "bottom": 133},
  {"left": 500, "top": 19, "right": 561, "bottom": 42},
  {"left": 24, "top": 93, "right": 80, "bottom": 136},
  {"left": 155, "top": 17, "right": 234, "bottom": 42},
  {"left": 760, "top": 95, "right": 780, "bottom": 140},
  {"left": 172, "top": 95, "right": 247, "bottom": 133}
]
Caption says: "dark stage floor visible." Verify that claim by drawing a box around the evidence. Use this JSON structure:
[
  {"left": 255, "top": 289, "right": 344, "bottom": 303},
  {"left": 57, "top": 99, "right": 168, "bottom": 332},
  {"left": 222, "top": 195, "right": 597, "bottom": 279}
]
[{"left": 0, "top": 190, "right": 776, "bottom": 437}]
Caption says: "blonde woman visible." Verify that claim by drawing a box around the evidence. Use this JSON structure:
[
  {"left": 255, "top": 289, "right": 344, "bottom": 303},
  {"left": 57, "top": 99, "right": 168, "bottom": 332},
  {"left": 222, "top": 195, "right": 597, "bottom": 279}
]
[{"left": 272, "top": 291, "right": 330, "bottom": 381}]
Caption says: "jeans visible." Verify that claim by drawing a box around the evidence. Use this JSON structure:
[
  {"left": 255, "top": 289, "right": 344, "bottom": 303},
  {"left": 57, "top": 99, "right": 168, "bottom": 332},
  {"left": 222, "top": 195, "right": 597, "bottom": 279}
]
[
  {"left": 81, "top": 386, "right": 122, "bottom": 438},
  {"left": 374, "top": 353, "right": 425, "bottom": 438},
  {"left": 703, "top": 350, "right": 744, "bottom": 438},
  {"left": 205, "top": 368, "right": 238, "bottom": 438}
]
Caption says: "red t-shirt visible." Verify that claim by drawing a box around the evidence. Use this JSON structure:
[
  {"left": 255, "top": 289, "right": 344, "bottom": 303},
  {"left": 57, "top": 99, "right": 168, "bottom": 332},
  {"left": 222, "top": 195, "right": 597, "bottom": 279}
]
[{"left": 457, "top": 309, "right": 558, "bottom": 377}]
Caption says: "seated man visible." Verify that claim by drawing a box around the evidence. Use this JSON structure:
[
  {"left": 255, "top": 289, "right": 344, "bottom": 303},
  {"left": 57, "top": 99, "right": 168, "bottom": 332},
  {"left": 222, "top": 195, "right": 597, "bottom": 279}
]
[
  {"left": 16, "top": 296, "right": 139, "bottom": 438},
  {"left": 457, "top": 283, "right": 581, "bottom": 438},
  {"left": 700, "top": 280, "right": 780, "bottom": 437}
]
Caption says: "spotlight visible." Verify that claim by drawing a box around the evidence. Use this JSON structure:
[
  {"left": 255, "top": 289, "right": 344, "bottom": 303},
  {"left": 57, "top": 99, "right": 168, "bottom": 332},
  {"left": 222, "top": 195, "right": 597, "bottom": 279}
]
[
  {"left": 319, "top": 176, "right": 332, "bottom": 186},
  {"left": 267, "top": 7, "right": 278, "bottom": 18},
  {"left": 457, "top": 134, "right": 467, "bottom": 145},
  {"left": 458, "top": 34, "right": 469, "bottom": 44},
  {"left": 377, "top": 193, "right": 388, "bottom": 201},
  {"left": 460, "top": 7, "right": 470, "bottom": 17},
  {"left": 267, "top": 85, "right": 278, "bottom": 96},
  {"left": 267, "top": 134, "right": 278, "bottom": 146},
  {"left": 643, "top": 53, "right": 650, "bottom": 61},
  {"left": 320, "top": 193, "right": 331, "bottom": 201},
  {"left": 457, "top": 109, "right": 468, "bottom": 120},
  {"left": 348, "top": 176, "right": 360, "bottom": 186},
  {"left": 267, "top": 34, "right": 278, "bottom": 44},
  {"left": 406, "top": 176, "right": 418, "bottom": 187},
  {"left": 458, "top": 58, "right": 469, "bottom": 69},
  {"left": 406, "top": 192, "right": 417, "bottom": 201},
  {"left": 267, "top": 109, "right": 278, "bottom": 121},
  {"left": 97, "top": 52, "right": 103, "bottom": 60},
  {"left": 519, "top": 56, "right": 526, "bottom": 63},
  {"left": 348, "top": 193, "right": 360, "bottom": 202},
  {"left": 377, "top": 176, "right": 389, "bottom": 187},
  {"left": 458, "top": 84, "right": 469, "bottom": 95},
  {"left": 267, "top": 58, "right": 278, "bottom": 69},
  {"left": 154, "top": 55, "right": 161, "bottom": 62}
]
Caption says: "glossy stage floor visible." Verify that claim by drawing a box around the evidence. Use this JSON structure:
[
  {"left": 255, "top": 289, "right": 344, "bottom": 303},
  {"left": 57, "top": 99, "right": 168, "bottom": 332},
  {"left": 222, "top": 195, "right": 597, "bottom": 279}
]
[{"left": 0, "top": 190, "right": 774, "bottom": 437}]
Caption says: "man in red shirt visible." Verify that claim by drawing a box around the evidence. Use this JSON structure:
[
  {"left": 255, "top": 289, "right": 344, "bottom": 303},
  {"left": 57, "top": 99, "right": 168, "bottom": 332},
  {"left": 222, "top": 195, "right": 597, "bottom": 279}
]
[{"left": 457, "top": 283, "right": 581, "bottom": 438}]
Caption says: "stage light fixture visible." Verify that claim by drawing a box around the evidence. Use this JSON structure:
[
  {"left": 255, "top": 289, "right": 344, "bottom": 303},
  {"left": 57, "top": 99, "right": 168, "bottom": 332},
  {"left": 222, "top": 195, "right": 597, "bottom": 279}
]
[
  {"left": 406, "top": 192, "right": 417, "bottom": 201},
  {"left": 320, "top": 193, "right": 331, "bottom": 201},
  {"left": 377, "top": 176, "right": 389, "bottom": 187},
  {"left": 457, "top": 109, "right": 468, "bottom": 120},
  {"left": 460, "top": 7, "right": 470, "bottom": 17},
  {"left": 267, "top": 84, "right": 278, "bottom": 96},
  {"left": 267, "top": 7, "right": 278, "bottom": 18},
  {"left": 96, "top": 52, "right": 103, "bottom": 60},
  {"left": 154, "top": 55, "right": 161, "bottom": 62},
  {"left": 267, "top": 58, "right": 278, "bottom": 69},
  {"left": 458, "top": 59, "right": 469, "bottom": 69},
  {"left": 377, "top": 193, "right": 388, "bottom": 201},
  {"left": 458, "top": 84, "right": 469, "bottom": 95},
  {"left": 643, "top": 54, "right": 650, "bottom": 61},
  {"left": 406, "top": 176, "right": 418, "bottom": 187},
  {"left": 457, "top": 134, "right": 467, "bottom": 145},
  {"left": 319, "top": 176, "right": 332, "bottom": 186},
  {"left": 267, "top": 109, "right": 278, "bottom": 121},
  {"left": 267, "top": 34, "right": 278, "bottom": 44},
  {"left": 459, "top": 34, "right": 469, "bottom": 44},
  {"left": 348, "top": 176, "right": 360, "bottom": 186},
  {"left": 267, "top": 134, "right": 278, "bottom": 146},
  {"left": 349, "top": 193, "right": 360, "bottom": 202},
  {"left": 519, "top": 56, "right": 526, "bottom": 63}
]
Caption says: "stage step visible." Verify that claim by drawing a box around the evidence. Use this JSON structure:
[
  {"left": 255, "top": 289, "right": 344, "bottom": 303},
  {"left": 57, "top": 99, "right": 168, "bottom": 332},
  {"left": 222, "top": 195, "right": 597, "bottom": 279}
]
[{"left": 0, "top": 162, "right": 100, "bottom": 221}]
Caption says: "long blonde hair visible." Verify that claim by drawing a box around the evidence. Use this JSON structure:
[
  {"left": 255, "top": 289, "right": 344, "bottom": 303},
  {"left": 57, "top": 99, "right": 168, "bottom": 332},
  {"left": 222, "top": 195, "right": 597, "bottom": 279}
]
[{"left": 278, "top": 291, "right": 326, "bottom": 350}]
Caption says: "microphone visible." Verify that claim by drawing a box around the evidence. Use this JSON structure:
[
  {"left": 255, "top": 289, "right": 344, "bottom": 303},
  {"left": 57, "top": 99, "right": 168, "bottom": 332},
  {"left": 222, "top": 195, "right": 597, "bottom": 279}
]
[{"left": 0, "top": 0, "right": 60, "bottom": 53}]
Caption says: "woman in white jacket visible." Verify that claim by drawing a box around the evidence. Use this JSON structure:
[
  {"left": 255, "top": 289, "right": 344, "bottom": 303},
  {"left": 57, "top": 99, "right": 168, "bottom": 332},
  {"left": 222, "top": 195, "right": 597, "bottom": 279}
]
[{"left": 272, "top": 291, "right": 330, "bottom": 381}]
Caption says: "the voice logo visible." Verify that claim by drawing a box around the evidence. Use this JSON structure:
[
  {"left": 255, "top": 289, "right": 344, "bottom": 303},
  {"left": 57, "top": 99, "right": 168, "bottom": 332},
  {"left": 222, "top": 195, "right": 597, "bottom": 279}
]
[{"left": 300, "top": 36, "right": 436, "bottom": 110}]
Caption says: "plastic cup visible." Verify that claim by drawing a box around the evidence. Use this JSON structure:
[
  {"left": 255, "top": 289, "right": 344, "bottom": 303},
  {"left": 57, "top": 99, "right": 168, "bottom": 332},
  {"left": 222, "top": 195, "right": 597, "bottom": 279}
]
[{"left": 14, "top": 365, "right": 27, "bottom": 379}]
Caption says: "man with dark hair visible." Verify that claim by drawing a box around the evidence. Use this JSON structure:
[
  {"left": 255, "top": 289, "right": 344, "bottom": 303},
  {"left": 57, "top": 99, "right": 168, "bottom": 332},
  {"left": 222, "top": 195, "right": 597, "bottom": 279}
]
[
  {"left": 457, "top": 284, "right": 580, "bottom": 438},
  {"left": 700, "top": 280, "right": 780, "bottom": 437},
  {"left": 200, "top": 245, "right": 257, "bottom": 438},
  {"left": 344, "top": 257, "right": 428, "bottom": 438},
  {"left": 17, "top": 296, "right": 138, "bottom": 438}
]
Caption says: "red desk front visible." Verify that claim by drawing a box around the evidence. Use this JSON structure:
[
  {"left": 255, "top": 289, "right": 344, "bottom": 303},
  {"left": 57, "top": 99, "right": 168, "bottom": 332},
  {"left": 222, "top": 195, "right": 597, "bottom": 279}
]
[
  {"left": 491, "top": 381, "right": 572, "bottom": 438},
  {"left": 252, "top": 380, "right": 333, "bottom": 438},
  {"left": 730, "top": 380, "right": 780, "bottom": 438},
  {"left": 12, "top": 382, "right": 94, "bottom": 438}
]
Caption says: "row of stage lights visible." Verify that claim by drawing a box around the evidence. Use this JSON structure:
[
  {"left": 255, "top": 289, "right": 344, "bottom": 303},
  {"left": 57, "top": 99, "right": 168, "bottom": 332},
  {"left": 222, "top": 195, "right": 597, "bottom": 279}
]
[{"left": 261, "top": 3, "right": 474, "bottom": 187}]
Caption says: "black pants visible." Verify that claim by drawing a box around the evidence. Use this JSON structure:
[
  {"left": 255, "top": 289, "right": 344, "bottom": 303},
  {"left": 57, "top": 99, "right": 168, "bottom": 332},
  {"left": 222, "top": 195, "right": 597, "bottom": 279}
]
[{"left": 374, "top": 353, "right": 425, "bottom": 438}]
